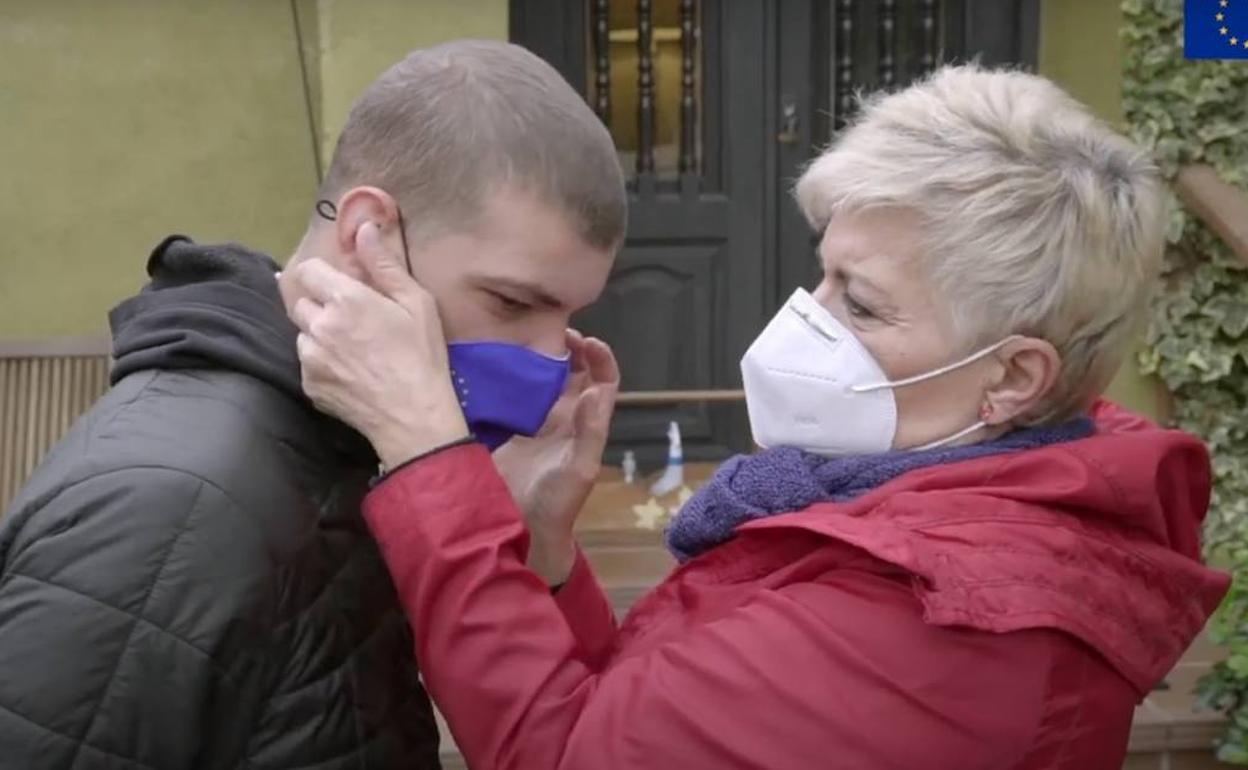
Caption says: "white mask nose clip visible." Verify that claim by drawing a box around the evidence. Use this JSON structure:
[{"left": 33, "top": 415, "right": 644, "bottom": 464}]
[{"left": 789, "top": 304, "right": 839, "bottom": 345}]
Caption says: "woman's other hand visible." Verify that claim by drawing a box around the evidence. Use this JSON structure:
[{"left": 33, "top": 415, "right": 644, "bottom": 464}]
[{"left": 493, "top": 330, "right": 619, "bottom": 585}]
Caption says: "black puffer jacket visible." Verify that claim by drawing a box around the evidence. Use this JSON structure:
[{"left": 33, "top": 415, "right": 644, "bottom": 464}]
[{"left": 0, "top": 237, "right": 440, "bottom": 769}]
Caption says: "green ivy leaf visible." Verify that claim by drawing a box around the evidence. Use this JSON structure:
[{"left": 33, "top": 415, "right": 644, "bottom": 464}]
[{"left": 1125, "top": 0, "right": 1248, "bottom": 760}]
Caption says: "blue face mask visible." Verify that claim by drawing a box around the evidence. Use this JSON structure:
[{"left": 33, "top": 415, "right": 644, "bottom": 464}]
[
  {"left": 448, "top": 342, "right": 570, "bottom": 450},
  {"left": 312, "top": 198, "right": 570, "bottom": 451}
]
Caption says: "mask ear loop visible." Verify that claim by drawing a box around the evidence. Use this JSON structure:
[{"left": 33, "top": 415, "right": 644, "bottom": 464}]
[
  {"left": 856, "top": 335, "right": 1028, "bottom": 451},
  {"left": 314, "top": 198, "right": 416, "bottom": 277},
  {"left": 849, "top": 335, "right": 1023, "bottom": 394},
  {"left": 913, "top": 420, "right": 988, "bottom": 452}
]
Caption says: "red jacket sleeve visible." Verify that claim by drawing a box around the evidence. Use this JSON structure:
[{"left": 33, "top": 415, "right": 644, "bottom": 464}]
[
  {"left": 554, "top": 546, "right": 617, "bottom": 668},
  {"left": 363, "top": 444, "right": 1117, "bottom": 769}
]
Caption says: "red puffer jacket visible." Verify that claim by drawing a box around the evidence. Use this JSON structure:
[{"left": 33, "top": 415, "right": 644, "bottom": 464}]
[{"left": 364, "top": 401, "right": 1228, "bottom": 769}]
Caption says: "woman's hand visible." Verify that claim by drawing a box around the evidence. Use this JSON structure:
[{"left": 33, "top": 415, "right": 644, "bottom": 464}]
[
  {"left": 492, "top": 330, "right": 619, "bottom": 585},
  {"left": 287, "top": 222, "right": 469, "bottom": 468}
]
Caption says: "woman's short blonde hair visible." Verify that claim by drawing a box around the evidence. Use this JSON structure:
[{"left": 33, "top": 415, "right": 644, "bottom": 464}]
[{"left": 795, "top": 64, "right": 1167, "bottom": 423}]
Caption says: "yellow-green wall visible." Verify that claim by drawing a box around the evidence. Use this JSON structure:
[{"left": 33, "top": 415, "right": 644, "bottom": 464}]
[
  {"left": 1039, "top": 0, "right": 1169, "bottom": 421},
  {"left": 1040, "top": 0, "right": 1126, "bottom": 127},
  {"left": 0, "top": 1, "right": 316, "bottom": 337},
  {"left": 314, "top": 0, "right": 507, "bottom": 168},
  {"left": 0, "top": 0, "right": 506, "bottom": 339}
]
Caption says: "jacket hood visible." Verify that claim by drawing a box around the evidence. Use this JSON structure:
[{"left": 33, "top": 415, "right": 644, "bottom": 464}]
[
  {"left": 108, "top": 236, "right": 374, "bottom": 465},
  {"left": 109, "top": 235, "right": 303, "bottom": 401},
  {"left": 744, "top": 400, "right": 1230, "bottom": 694}
]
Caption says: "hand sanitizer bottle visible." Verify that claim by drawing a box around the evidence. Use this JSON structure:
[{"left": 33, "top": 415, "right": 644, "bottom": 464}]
[
  {"left": 649, "top": 421, "right": 684, "bottom": 497},
  {"left": 622, "top": 450, "right": 637, "bottom": 485}
]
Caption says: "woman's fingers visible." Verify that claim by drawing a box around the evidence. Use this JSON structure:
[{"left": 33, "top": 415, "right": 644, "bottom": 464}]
[
  {"left": 289, "top": 297, "right": 322, "bottom": 336},
  {"left": 582, "top": 337, "right": 621, "bottom": 388},
  {"left": 290, "top": 258, "right": 360, "bottom": 307},
  {"left": 560, "top": 329, "right": 590, "bottom": 395},
  {"left": 569, "top": 385, "right": 614, "bottom": 481},
  {"left": 353, "top": 221, "right": 441, "bottom": 324},
  {"left": 354, "top": 222, "right": 409, "bottom": 296}
]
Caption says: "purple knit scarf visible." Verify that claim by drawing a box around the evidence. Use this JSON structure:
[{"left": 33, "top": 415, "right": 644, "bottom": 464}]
[{"left": 665, "top": 418, "right": 1094, "bottom": 562}]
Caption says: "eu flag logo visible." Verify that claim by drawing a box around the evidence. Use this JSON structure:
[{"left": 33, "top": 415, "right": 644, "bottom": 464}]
[{"left": 1186, "top": 0, "right": 1248, "bottom": 59}]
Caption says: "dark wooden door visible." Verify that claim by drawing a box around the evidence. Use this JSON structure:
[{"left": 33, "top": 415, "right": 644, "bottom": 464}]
[
  {"left": 774, "top": 0, "right": 1040, "bottom": 300},
  {"left": 511, "top": 0, "right": 1038, "bottom": 468}
]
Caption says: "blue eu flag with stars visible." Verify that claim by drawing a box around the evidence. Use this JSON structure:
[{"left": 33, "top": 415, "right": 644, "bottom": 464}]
[{"left": 1186, "top": 0, "right": 1248, "bottom": 59}]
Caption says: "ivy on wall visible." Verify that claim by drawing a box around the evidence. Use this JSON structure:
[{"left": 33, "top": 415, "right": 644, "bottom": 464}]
[{"left": 1122, "top": 0, "right": 1248, "bottom": 761}]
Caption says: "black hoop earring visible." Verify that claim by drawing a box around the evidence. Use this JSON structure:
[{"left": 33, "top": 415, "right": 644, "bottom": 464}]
[{"left": 315, "top": 199, "right": 338, "bottom": 221}]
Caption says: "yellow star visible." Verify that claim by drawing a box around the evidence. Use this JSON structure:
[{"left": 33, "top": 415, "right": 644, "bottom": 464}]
[
  {"left": 1221, "top": 26, "right": 1229, "bottom": 34},
  {"left": 1233, "top": 37, "right": 1241, "bottom": 45},
  {"left": 1221, "top": 0, "right": 1229, "bottom": 7},
  {"left": 1243, "top": 40, "right": 1248, "bottom": 48},
  {"left": 1217, "top": 12, "right": 1225, "bottom": 20},
  {"left": 632, "top": 498, "right": 668, "bottom": 530}
]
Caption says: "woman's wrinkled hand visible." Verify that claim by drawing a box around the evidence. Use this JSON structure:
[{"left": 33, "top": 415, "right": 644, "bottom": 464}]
[
  {"left": 287, "top": 222, "right": 468, "bottom": 468},
  {"left": 492, "top": 330, "right": 619, "bottom": 585}
]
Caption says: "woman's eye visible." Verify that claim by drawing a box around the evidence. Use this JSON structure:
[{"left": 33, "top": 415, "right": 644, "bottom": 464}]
[{"left": 845, "top": 295, "right": 876, "bottom": 320}]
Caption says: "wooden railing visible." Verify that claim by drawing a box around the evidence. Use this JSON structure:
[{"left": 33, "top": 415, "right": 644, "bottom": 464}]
[
  {"left": 1174, "top": 163, "right": 1248, "bottom": 266},
  {"left": 0, "top": 338, "right": 110, "bottom": 511},
  {"left": 615, "top": 389, "right": 744, "bottom": 406}
]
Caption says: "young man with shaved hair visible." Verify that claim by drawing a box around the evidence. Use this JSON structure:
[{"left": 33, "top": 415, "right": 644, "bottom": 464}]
[{"left": 0, "top": 40, "right": 625, "bottom": 769}]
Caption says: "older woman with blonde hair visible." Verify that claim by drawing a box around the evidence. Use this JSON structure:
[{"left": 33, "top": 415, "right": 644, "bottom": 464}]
[{"left": 288, "top": 64, "right": 1229, "bottom": 769}]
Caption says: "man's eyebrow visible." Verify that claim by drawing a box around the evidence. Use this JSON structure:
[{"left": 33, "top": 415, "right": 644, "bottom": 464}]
[{"left": 482, "top": 276, "right": 564, "bottom": 309}]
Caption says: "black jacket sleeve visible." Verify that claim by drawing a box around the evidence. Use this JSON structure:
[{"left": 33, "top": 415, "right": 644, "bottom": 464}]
[{"left": 0, "top": 467, "right": 274, "bottom": 769}]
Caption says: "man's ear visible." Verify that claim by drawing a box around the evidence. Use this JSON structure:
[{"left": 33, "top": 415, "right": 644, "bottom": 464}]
[
  {"left": 334, "top": 186, "right": 404, "bottom": 280},
  {"left": 983, "top": 337, "right": 1062, "bottom": 425}
]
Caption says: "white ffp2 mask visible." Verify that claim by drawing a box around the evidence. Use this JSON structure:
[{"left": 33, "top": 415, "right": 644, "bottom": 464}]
[{"left": 740, "top": 288, "right": 1015, "bottom": 457}]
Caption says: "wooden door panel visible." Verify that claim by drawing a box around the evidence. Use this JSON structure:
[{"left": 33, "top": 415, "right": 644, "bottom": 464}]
[{"left": 577, "top": 245, "right": 717, "bottom": 388}]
